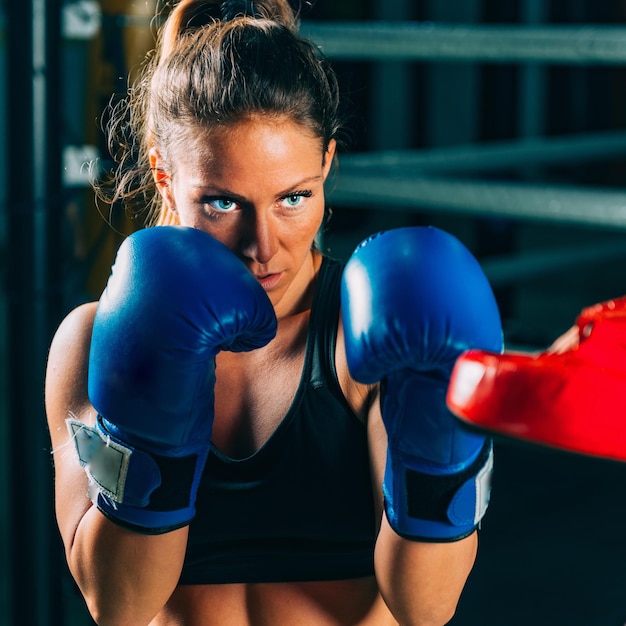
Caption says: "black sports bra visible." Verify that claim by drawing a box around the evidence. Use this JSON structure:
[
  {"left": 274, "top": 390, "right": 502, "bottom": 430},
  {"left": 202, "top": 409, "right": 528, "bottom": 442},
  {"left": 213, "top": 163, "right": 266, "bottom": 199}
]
[{"left": 179, "top": 256, "right": 377, "bottom": 584}]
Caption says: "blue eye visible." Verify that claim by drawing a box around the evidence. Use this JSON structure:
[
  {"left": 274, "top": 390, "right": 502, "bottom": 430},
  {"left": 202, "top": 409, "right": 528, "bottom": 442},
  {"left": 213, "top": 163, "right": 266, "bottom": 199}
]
[
  {"left": 281, "top": 191, "right": 311, "bottom": 208},
  {"left": 209, "top": 198, "right": 237, "bottom": 212},
  {"left": 285, "top": 195, "right": 303, "bottom": 207}
]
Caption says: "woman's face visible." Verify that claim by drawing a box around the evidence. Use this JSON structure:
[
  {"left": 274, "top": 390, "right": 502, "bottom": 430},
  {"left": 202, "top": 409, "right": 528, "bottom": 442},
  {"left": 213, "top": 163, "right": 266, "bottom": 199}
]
[{"left": 151, "top": 117, "right": 336, "bottom": 317}]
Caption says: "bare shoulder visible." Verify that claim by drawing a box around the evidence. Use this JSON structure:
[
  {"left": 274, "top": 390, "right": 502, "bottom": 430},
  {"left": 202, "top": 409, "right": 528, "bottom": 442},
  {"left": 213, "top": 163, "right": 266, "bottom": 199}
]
[
  {"left": 45, "top": 302, "right": 98, "bottom": 433},
  {"left": 336, "top": 314, "right": 386, "bottom": 517},
  {"left": 335, "top": 314, "right": 378, "bottom": 423}
]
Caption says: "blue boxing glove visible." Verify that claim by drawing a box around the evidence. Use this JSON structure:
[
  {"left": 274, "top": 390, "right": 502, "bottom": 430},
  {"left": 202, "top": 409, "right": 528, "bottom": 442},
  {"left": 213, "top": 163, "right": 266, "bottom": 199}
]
[
  {"left": 67, "top": 226, "right": 276, "bottom": 534},
  {"left": 341, "top": 227, "right": 503, "bottom": 541}
]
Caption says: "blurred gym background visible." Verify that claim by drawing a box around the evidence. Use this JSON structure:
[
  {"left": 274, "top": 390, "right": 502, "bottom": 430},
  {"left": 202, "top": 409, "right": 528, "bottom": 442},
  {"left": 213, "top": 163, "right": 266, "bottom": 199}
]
[{"left": 3, "top": 0, "right": 626, "bottom": 624}]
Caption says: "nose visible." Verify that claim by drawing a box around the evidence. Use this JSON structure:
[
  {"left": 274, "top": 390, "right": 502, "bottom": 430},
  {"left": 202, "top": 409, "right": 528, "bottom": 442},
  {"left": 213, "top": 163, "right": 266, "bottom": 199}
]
[{"left": 240, "top": 211, "right": 279, "bottom": 265}]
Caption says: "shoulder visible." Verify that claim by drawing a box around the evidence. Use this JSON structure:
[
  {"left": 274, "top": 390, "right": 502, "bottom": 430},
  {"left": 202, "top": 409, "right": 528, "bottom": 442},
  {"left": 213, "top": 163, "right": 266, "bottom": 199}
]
[
  {"left": 48, "top": 301, "right": 98, "bottom": 373},
  {"left": 45, "top": 302, "right": 98, "bottom": 431},
  {"left": 336, "top": 313, "right": 387, "bottom": 512},
  {"left": 335, "top": 312, "right": 378, "bottom": 422},
  {"left": 315, "top": 254, "right": 377, "bottom": 421}
]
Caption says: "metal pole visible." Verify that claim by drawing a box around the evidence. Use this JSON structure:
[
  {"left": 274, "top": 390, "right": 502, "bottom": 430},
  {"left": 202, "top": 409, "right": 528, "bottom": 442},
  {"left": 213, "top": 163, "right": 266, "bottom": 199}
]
[
  {"left": 518, "top": 0, "right": 549, "bottom": 140},
  {"left": 0, "top": 5, "right": 8, "bottom": 622},
  {"left": 6, "top": 0, "right": 64, "bottom": 623}
]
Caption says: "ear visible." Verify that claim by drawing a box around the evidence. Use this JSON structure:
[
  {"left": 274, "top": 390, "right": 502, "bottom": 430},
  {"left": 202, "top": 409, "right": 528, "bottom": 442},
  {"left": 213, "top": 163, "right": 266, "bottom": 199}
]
[
  {"left": 149, "top": 147, "right": 176, "bottom": 211},
  {"left": 322, "top": 139, "right": 337, "bottom": 182}
]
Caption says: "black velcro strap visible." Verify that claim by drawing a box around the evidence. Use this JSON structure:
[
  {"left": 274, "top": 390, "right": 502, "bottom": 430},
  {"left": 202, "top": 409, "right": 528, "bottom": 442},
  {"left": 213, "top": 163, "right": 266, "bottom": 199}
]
[
  {"left": 405, "top": 440, "right": 492, "bottom": 522},
  {"left": 147, "top": 452, "right": 198, "bottom": 511}
]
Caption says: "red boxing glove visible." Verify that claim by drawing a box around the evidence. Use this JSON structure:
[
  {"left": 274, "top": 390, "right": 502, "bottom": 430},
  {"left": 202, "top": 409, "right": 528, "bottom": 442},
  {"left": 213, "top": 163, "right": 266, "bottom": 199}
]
[{"left": 446, "top": 296, "right": 626, "bottom": 462}]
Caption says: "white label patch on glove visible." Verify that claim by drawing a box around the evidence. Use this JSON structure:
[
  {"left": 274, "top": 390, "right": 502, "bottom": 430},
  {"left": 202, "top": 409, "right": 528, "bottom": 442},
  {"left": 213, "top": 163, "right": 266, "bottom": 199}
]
[
  {"left": 447, "top": 444, "right": 494, "bottom": 526},
  {"left": 473, "top": 445, "right": 494, "bottom": 524},
  {"left": 66, "top": 417, "right": 131, "bottom": 503}
]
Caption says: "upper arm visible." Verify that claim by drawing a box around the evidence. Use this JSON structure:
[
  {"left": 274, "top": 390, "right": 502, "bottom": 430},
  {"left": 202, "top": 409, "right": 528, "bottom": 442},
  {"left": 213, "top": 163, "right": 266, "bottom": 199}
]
[
  {"left": 335, "top": 315, "right": 386, "bottom": 519},
  {"left": 45, "top": 302, "right": 99, "bottom": 551},
  {"left": 45, "top": 303, "right": 191, "bottom": 625}
]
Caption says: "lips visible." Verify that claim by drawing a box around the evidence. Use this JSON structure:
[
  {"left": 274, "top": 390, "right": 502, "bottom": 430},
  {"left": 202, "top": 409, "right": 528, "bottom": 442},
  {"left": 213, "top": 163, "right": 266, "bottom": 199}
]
[{"left": 255, "top": 272, "right": 283, "bottom": 290}]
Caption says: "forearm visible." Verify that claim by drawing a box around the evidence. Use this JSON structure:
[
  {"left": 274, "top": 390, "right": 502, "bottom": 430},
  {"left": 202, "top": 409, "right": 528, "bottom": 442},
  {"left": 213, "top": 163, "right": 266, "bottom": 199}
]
[
  {"left": 69, "top": 506, "right": 188, "bottom": 626},
  {"left": 375, "top": 517, "right": 477, "bottom": 626}
]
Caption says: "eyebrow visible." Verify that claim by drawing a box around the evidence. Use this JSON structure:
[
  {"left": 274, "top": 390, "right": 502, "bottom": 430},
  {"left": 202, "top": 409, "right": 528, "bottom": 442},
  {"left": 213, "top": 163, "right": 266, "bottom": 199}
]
[{"left": 191, "top": 175, "right": 324, "bottom": 200}]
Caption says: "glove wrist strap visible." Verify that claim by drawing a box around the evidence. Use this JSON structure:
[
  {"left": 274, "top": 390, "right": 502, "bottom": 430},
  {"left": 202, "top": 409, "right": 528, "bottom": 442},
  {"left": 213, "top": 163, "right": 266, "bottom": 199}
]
[
  {"left": 384, "top": 439, "right": 493, "bottom": 542},
  {"left": 67, "top": 416, "right": 207, "bottom": 534}
]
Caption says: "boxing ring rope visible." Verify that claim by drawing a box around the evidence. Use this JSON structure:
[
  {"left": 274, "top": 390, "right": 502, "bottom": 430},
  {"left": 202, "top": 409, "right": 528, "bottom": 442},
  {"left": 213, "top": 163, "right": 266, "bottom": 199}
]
[
  {"left": 108, "top": 16, "right": 626, "bottom": 65},
  {"left": 480, "top": 239, "right": 626, "bottom": 289},
  {"left": 337, "top": 131, "right": 626, "bottom": 175},
  {"left": 301, "top": 22, "right": 626, "bottom": 64},
  {"left": 327, "top": 173, "right": 626, "bottom": 230}
]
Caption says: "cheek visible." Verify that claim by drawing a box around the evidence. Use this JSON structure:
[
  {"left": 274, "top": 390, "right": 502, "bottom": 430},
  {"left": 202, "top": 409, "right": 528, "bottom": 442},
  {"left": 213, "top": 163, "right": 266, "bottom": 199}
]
[
  {"left": 173, "top": 203, "right": 213, "bottom": 231},
  {"left": 175, "top": 212, "right": 207, "bottom": 235},
  {"left": 303, "top": 198, "right": 326, "bottom": 233},
  {"left": 175, "top": 209, "right": 201, "bottom": 229},
  {"left": 176, "top": 210, "right": 243, "bottom": 252},
  {"left": 284, "top": 204, "right": 325, "bottom": 249}
]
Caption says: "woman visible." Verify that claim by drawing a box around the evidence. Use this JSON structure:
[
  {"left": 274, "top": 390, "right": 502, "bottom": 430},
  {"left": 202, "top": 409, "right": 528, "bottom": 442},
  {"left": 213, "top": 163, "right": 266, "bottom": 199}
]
[{"left": 46, "top": 1, "right": 496, "bottom": 624}]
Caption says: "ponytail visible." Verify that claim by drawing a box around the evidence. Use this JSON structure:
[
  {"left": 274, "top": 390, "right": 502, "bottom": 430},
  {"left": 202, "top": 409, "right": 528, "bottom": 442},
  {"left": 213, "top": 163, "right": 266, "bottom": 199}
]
[{"left": 158, "top": 0, "right": 302, "bottom": 58}]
